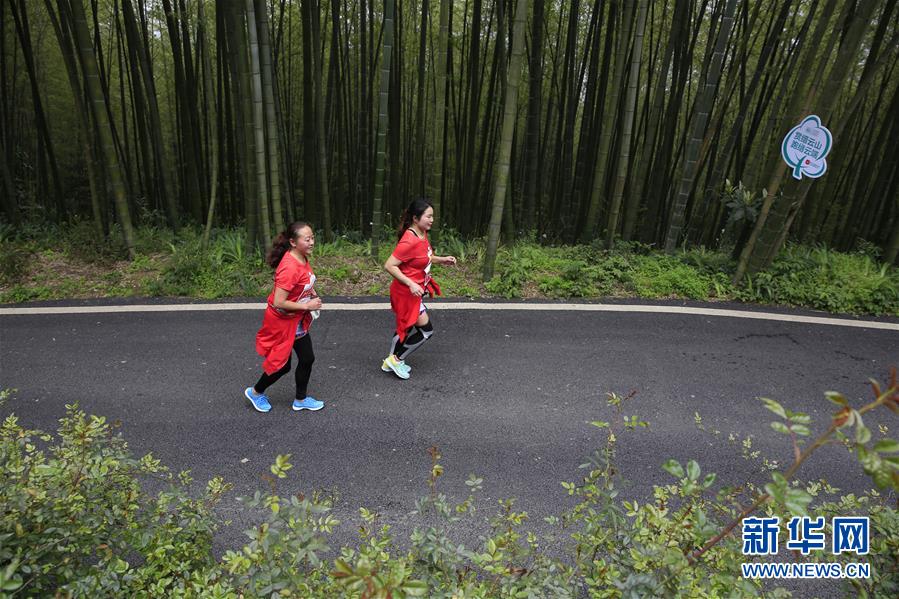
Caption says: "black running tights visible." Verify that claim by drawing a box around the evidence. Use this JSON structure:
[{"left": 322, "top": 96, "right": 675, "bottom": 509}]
[{"left": 254, "top": 334, "right": 315, "bottom": 399}]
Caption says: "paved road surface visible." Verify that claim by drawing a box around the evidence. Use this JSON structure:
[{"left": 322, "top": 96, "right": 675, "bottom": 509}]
[{"left": 2, "top": 299, "right": 896, "bottom": 561}]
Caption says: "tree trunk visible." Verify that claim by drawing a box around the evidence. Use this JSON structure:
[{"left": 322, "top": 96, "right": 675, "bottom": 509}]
[
  {"left": 246, "top": 0, "right": 273, "bottom": 243},
  {"left": 256, "top": 0, "right": 285, "bottom": 230},
  {"left": 697, "top": 0, "right": 794, "bottom": 248},
  {"left": 428, "top": 0, "right": 451, "bottom": 235},
  {"left": 639, "top": 0, "right": 695, "bottom": 243},
  {"left": 605, "top": 0, "right": 649, "bottom": 249},
  {"left": 460, "top": 0, "right": 484, "bottom": 234},
  {"left": 226, "top": 1, "right": 260, "bottom": 250},
  {"left": 413, "top": 0, "right": 429, "bottom": 197},
  {"left": 199, "top": 0, "right": 219, "bottom": 248},
  {"left": 581, "top": 0, "right": 631, "bottom": 243},
  {"left": 483, "top": 0, "right": 529, "bottom": 281},
  {"left": 371, "top": 0, "right": 395, "bottom": 257},
  {"left": 45, "top": 0, "right": 105, "bottom": 236},
  {"left": 69, "top": 0, "right": 135, "bottom": 258},
  {"left": 308, "top": 0, "right": 333, "bottom": 239},
  {"left": 161, "top": 0, "right": 202, "bottom": 221},
  {"left": 521, "top": 0, "right": 544, "bottom": 235},
  {"left": 11, "top": 0, "right": 66, "bottom": 220},
  {"left": 0, "top": 137, "right": 18, "bottom": 224},
  {"left": 122, "top": 0, "right": 179, "bottom": 231},
  {"left": 663, "top": 0, "right": 737, "bottom": 252},
  {"left": 732, "top": 0, "right": 842, "bottom": 282},
  {"left": 735, "top": 0, "right": 881, "bottom": 281}
]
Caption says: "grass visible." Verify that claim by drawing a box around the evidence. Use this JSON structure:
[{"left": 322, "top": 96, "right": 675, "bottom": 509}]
[{"left": 1, "top": 225, "right": 896, "bottom": 316}]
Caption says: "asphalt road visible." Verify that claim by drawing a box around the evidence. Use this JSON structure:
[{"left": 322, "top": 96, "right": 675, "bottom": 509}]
[{"left": 2, "top": 300, "right": 897, "bottom": 564}]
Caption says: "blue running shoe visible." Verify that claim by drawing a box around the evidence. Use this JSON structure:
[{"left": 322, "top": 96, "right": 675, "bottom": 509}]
[
  {"left": 244, "top": 387, "right": 272, "bottom": 413},
  {"left": 292, "top": 396, "right": 324, "bottom": 411}
]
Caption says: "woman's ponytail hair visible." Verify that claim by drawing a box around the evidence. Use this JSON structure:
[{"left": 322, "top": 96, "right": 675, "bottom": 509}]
[
  {"left": 266, "top": 221, "right": 311, "bottom": 269},
  {"left": 396, "top": 198, "right": 433, "bottom": 241}
]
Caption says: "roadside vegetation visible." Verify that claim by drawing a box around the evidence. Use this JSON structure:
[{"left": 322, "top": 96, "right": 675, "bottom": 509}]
[
  {"left": 2, "top": 374, "right": 897, "bottom": 597},
  {"left": 1, "top": 223, "right": 897, "bottom": 316}
]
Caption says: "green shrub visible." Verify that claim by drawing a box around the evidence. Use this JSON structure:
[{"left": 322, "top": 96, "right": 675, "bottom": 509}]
[
  {"left": 537, "top": 261, "right": 598, "bottom": 297},
  {"left": 628, "top": 255, "right": 715, "bottom": 299},
  {"left": 679, "top": 246, "right": 736, "bottom": 276},
  {"left": 0, "top": 245, "right": 29, "bottom": 285},
  {"left": 65, "top": 220, "right": 123, "bottom": 264},
  {"left": 315, "top": 236, "right": 370, "bottom": 258},
  {"left": 132, "top": 224, "right": 176, "bottom": 255},
  {"left": 485, "top": 253, "right": 530, "bottom": 298},
  {"left": 0, "top": 284, "right": 55, "bottom": 304},
  {"left": 145, "top": 230, "right": 268, "bottom": 298},
  {"left": 0, "top": 402, "right": 229, "bottom": 597},
  {"left": 2, "top": 224, "right": 896, "bottom": 315},
  {"left": 322, "top": 264, "right": 353, "bottom": 282},
  {"left": 433, "top": 228, "right": 468, "bottom": 262},
  {"left": 742, "top": 245, "right": 899, "bottom": 315},
  {"left": 3, "top": 375, "right": 897, "bottom": 597}
]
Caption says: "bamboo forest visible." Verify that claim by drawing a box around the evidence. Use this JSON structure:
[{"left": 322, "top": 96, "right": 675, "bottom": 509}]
[
  {"left": 3, "top": 4, "right": 899, "bottom": 597},
  {"left": 2, "top": 0, "right": 898, "bottom": 281}
]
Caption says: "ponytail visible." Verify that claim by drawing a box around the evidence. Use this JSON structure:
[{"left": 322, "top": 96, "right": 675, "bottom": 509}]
[
  {"left": 396, "top": 198, "right": 433, "bottom": 241},
  {"left": 266, "top": 221, "right": 311, "bottom": 269},
  {"left": 396, "top": 210, "right": 414, "bottom": 242}
]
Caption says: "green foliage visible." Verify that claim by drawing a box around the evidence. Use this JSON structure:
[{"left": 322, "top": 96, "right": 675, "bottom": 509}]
[
  {"left": 741, "top": 244, "right": 899, "bottom": 315},
  {"left": 628, "top": 254, "right": 718, "bottom": 299},
  {"left": 3, "top": 377, "right": 897, "bottom": 597},
  {"left": 720, "top": 180, "right": 762, "bottom": 228},
  {"left": 66, "top": 220, "right": 127, "bottom": 264},
  {"left": 314, "top": 235, "right": 371, "bottom": 258},
  {"left": 433, "top": 228, "right": 485, "bottom": 266},
  {"left": 0, "top": 247, "right": 29, "bottom": 286},
  {"left": 0, "top": 403, "right": 230, "bottom": 597},
  {"left": 143, "top": 228, "right": 269, "bottom": 298},
  {"left": 1, "top": 225, "right": 895, "bottom": 315}
]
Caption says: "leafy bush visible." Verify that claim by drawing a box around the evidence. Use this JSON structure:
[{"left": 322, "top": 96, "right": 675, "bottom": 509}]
[
  {"left": 0, "top": 401, "right": 229, "bottom": 597},
  {"left": 64, "top": 220, "right": 124, "bottom": 264},
  {"left": 0, "top": 245, "right": 29, "bottom": 285},
  {"left": 742, "top": 245, "right": 899, "bottom": 315},
  {"left": 485, "top": 245, "right": 536, "bottom": 298},
  {"left": 627, "top": 255, "right": 717, "bottom": 299},
  {"left": 720, "top": 181, "right": 762, "bottom": 228},
  {"left": 1, "top": 224, "right": 896, "bottom": 315},
  {"left": 132, "top": 224, "right": 177, "bottom": 255},
  {"left": 314, "top": 235, "right": 371, "bottom": 258},
  {"left": 433, "top": 228, "right": 468, "bottom": 262},
  {"left": 145, "top": 229, "right": 268, "bottom": 298},
  {"left": 3, "top": 375, "right": 897, "bottom": 597}
]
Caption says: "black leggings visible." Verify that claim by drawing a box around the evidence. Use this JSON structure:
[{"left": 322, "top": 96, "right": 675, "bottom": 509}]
[{"left": 254, "top": 334, "right": 315, "bottom": 399}]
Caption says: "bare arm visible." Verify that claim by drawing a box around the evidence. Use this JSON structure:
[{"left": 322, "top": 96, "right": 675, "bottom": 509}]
[
  {"left": 432, "top": 255, "right": 457, "bottom": 265},
  {"left": 272, "top": 286, "right": 322, "bottom": 312}
]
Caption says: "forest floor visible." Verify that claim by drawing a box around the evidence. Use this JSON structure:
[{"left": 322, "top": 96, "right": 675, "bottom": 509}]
[{"left": 1, "top": 226, "right": 897, "bottom": 316}]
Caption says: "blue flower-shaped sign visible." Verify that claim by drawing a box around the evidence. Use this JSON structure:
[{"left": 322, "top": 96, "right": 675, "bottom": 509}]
[{"left": 781, "top": 115, "right": 832, "bottom": 180}]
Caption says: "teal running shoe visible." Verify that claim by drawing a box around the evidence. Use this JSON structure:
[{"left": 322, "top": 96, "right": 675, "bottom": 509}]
[
  {"left": 380, "top": 356, "right": 411, "bottom": 375},
  {"left": 381, "top": 355, "right": 410, "bottom": 379}
]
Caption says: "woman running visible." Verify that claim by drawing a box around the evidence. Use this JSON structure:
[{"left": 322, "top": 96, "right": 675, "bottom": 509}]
[
  {"left": 245, "top": 222, "right": 324, "bottom": 413},
  {"left": 382, "top": 199, "right": 456, "bottom": 379}
]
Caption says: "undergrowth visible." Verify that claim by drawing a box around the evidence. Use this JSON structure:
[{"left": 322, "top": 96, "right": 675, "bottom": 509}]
[{"left": 0, "top": 225, "right": 896, "bottom": 315}]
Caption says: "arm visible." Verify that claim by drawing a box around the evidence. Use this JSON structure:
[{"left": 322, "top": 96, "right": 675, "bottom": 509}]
[
  {"left": 384, "top": 254, "right": 425, "bottom": 297},
  {"left": 272, "top": 286, "right": 322, "bottom": 312},
  {"left": 432, "top": 255, "right": 457, "bottom": 266}
]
